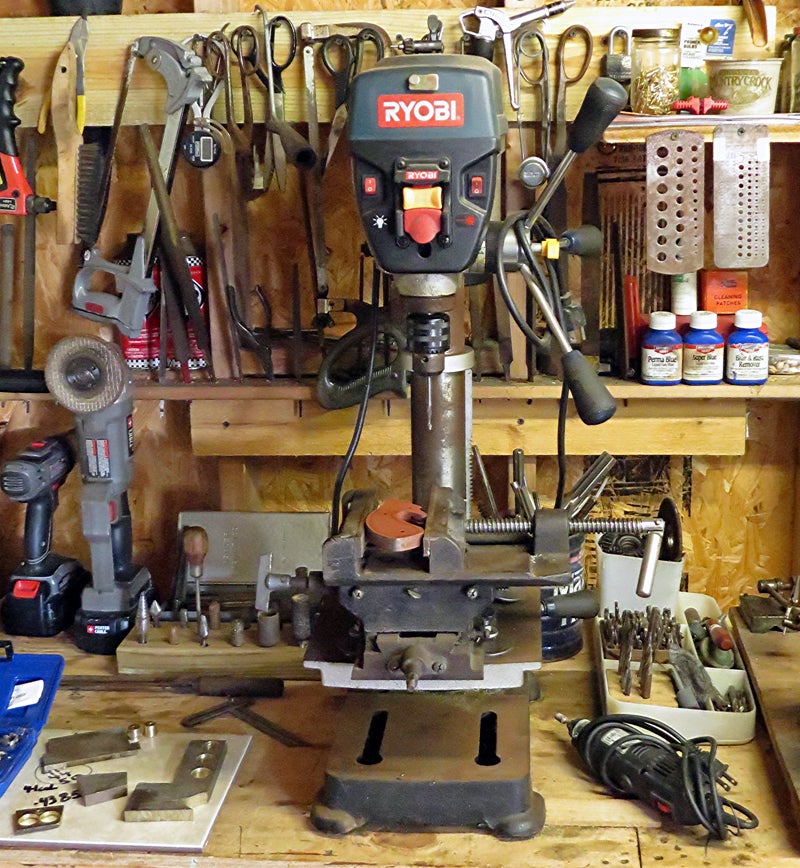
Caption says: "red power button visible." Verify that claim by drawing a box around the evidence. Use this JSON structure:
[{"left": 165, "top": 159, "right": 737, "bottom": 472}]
[
  {"left": 13, "top": 579, "right": 41, "bottom": 599},
  {"left": 470, "top": 175, "right": 484, "bottom": 197},
  {"left": 363, "top": 176, "right": 378, "bottom": 195}
]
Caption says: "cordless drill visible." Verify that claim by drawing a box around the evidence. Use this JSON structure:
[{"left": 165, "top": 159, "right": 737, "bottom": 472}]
[{"left": 1, "top": 436, "right": 89, "bottom": 636}]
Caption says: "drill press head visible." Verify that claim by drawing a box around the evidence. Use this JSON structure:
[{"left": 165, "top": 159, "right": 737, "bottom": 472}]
[{"left": 347, "top": 53, "right": 506, "bottom": 274}]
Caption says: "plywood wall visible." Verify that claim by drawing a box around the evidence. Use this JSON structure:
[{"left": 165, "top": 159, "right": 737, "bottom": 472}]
[{"left": 1, "top": 0, "right": 799, "bottom": 606}]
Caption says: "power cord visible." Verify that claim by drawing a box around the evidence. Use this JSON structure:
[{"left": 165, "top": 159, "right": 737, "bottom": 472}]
[
  {"left": 556, "top": 712, "right": 759, "bottom": 839},
  {"left": 330, "top": 264, "right": 382, "bottom": 535}
]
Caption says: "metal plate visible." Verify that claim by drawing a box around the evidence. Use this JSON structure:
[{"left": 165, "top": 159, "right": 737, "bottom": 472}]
[
  {"left": 0, "top": 731, "right": 250, "bottom": 853},
  {"left": 713, "top": 124, "right": 770, "bottom": 268},
  {"left": 646, "top": 130, "right": 705, "bottom": 274},
  {"left": 42, "top": 727, "right": 140, "bottom": 768}
]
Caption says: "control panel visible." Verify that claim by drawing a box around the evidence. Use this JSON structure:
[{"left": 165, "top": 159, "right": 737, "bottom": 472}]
[{"left": 347, "top": 54, "right": 507, "bottom": 274}]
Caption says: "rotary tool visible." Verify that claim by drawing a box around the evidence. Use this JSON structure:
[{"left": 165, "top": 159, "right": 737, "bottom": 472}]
[{"left": 555, "top": 711, "right": 758, "bottom": 839}]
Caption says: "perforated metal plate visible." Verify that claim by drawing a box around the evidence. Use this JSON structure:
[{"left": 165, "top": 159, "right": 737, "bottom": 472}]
[
  {"left": 713, "top": 124, "right": 770, "bottom": 268},
  {"left": 645, "top": 130, "right": 705, "bottom": 274}
]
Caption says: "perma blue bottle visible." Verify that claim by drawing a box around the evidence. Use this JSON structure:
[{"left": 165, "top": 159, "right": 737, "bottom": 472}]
[
  {"left": 726, "top": 309, "right": 769, "bottom": 385},
  {"left": 641, "top": 311, "right": 682, "bottom": 385},
  {"left": 683, "top": 310, "right": 723, "bottom": 385}
]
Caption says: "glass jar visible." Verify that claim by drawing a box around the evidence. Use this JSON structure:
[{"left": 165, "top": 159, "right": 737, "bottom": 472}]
[{"left": 631, "top": 28, "right": 681, "bottom": 115}]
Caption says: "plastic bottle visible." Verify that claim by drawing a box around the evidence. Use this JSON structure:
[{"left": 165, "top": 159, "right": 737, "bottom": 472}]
[
  {"left": 670, "top": 273, "right": 698, "bottom": 316},
  {"left": 683, "top": 310, "right": 724, "bottom": 385},
  {"left": 641, "top": 311, "right": 683, "bottom": 385},
  {"left": 725, "top": 309, "right": 769, "bottom": 385}
]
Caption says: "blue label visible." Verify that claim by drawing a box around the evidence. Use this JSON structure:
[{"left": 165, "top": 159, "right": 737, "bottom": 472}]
[{"left": 706, "top": 19, "right": 736, "bottom": 56}]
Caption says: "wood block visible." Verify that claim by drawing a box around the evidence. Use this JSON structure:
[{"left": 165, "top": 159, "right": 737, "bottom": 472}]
[{"left": 116, "top": 623, "right": 314, "bottom": 680}]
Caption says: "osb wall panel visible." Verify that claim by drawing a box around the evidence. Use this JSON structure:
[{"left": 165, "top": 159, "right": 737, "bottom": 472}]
[
  {"left": 1, "top": 0, "right": 800, "bottom": 612},
  {"left": 683, "top": 402, "right": 800, "bottom": 608}
]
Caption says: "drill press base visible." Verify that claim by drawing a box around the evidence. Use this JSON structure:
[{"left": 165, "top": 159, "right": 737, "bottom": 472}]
[{"left": 311, "top": 688, "right": 544, "bottom": 839}]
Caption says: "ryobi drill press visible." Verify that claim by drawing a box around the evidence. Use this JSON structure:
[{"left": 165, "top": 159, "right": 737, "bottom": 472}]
[
  {"left": 44, "top": 336, "right": 151, "bottom": 654},
  {"left": 304, "top": 51, "right": 637, "bottom": 838}
]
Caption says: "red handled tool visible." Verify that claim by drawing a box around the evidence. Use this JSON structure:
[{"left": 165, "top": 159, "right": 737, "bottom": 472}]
[{"left": 0, "top": 58, "right": 55, "bottom": 217}]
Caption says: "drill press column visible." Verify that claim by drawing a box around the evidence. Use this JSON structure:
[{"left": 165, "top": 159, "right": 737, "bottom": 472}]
[{"left": 398, "top": 275, "right": 469, "bottom": 509}]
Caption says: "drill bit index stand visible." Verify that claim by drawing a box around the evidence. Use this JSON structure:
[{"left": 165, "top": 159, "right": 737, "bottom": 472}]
[{"left": 307, "top": 56, "right": 630, "bottom": 837}]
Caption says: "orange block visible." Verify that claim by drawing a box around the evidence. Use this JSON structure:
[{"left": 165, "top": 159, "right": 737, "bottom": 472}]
[{"left": 699, "top": 270, "right": 749, "bottom": 314}]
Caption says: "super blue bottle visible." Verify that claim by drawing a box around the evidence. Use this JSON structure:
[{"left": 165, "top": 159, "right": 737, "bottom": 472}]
[
  {"left": 726, "top": 309, "right": 769, "bottom": 385},
  {"left": 683, "top": 310, "right": 724, "bottom": 385},
  {"left": 641, "top": 311, "right": 683, "bottom": 385}
]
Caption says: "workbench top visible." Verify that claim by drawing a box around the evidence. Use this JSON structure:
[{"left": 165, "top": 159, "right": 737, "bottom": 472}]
[{"left": 0, "top": 628, "right": 797, "bottom": 868}]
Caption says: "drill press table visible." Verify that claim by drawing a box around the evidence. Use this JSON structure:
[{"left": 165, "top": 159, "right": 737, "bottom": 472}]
[{"left": 0, "top": 626, "right": 796, "bottom": 868}]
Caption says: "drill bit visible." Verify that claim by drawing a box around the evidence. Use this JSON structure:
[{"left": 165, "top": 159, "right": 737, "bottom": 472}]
[
  {"left": 639, "top": 631, "right": 653, "bottom": 699},
  {"left": 135, "top": 593, "right": 149, "bottom": 645}
]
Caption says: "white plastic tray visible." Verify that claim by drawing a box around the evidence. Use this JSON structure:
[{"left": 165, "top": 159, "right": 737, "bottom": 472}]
[{"left": 594, "top": 591, "right": 755, "bottom": 744}]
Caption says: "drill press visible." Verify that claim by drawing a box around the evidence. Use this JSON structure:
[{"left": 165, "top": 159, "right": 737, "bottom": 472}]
[
  {"left": 44, "top": 336, "right": 151, "bottom": 654},
  {"left": 306, "top": 54, "right": 634, "bottom": 837}
]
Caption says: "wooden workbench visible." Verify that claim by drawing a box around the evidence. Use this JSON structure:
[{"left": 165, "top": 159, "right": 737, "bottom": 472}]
[{"left": 0, "top": 628, "right": 798, "bottom": 868}]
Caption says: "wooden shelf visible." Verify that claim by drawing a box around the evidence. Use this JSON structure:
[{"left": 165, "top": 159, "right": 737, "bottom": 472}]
[
  {"left": 605, "top": 114, "right": 800, "bottom": 145},
  {"left": 4, "top": 374, "right": 800, "bottom": 404},
  {"left": 4, "top": 6, "right": 774, "bottom": 129}
]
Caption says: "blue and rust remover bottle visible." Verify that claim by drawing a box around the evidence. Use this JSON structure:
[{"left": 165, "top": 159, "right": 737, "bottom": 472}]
[
  {"left": 726, "top": 309, "right": 769, "bottom": 385},
  {"left": 683, "top": 310, "right": 723, "bottom": 385},
  {"left": 641, "top": 311, "right": 682, "bottom": 385}
]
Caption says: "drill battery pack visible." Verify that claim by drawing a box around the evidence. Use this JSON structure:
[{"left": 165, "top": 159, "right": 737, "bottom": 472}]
[{"left": 1, "top": 557, "right": 89, "bottom": 638}]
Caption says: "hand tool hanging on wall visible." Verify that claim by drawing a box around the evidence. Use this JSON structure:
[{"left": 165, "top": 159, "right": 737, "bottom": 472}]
[
  {"left": 514, "top": 26, "right": 551, "bottom": 183},
  {"left": 0, "top": 436, "right": 90, "bottom": 638},
  {"left": 38, "top": 16, "right": 87, "bottom": 245},
  {"left": 459, "top": 1, "right": 575, "bottom": 110},
  {"left": 300, "top": 24, "right": 334, "bottom": 330},
  {"left": 0, "top": 59, "right": 56, "bottom": 393},
  {"left": 229, "top": 19, "right": 316, "bottom": 195},
  {"left": 72, "top": 37, "right": 210, "bottom": 337},
  {"left": 321, "top": 28, "right": 385, "bottom": 171},
  {"left": 138, "top": 123, "right": 215, "bottom": 381},
  {"left": 0, "top": 59, "right": 57, "bottom": 220}
]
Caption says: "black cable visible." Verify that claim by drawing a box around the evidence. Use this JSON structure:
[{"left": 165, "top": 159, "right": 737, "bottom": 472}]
[
  {"left": 554, "top": 377, "right": 569, "bottom": 508},
  {"left": 564, "top": 713, "right": 759, "bottom": 840},
  {"left": 330, "top": 265, "right": 381, "bottom": 535},
  {"left": 494, "top": 213, "right": 550, "bottom": 350}
]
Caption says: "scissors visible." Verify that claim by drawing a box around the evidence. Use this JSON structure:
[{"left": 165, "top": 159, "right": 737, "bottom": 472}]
[
  {"left": 552, "top": 25, "right": 593, "bottom": 161},
  {"left": 320, "top": 33, "right": 355, "bottom": 171},
  {"left": 514, "top": 27, "right": 551, "bottom": 166},
  {"left": 259, "top": 12, "right": 298, "bottom": 190},
  {"left": 321, "top": 29, "right": 385, "bottom": 170},
  {"left": 230, "top": 23, "right": 271, "bottom": 192}
]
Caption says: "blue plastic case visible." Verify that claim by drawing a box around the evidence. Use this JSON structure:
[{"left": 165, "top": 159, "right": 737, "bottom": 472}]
[{"left": 0, "top": 647, "right": 64, "bottom": 797}]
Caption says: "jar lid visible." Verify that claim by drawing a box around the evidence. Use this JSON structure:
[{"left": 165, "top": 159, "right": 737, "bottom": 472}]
[
  {"left": 690, "top": 310, "right": 718, "bottom": 329},
  {"left": 632, "top": 28, "right": 680, "bottom": 40},
  {"left": 734, "top": 309, "right": 763, "bottom": 329},
  {"left": 649, "top": 310, "right": 677, "bottom": 330}
]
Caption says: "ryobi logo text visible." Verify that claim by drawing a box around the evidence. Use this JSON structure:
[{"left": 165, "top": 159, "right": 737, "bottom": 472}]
[{"left": 378, "top": 94, "right": 464, "bottom": 128}]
